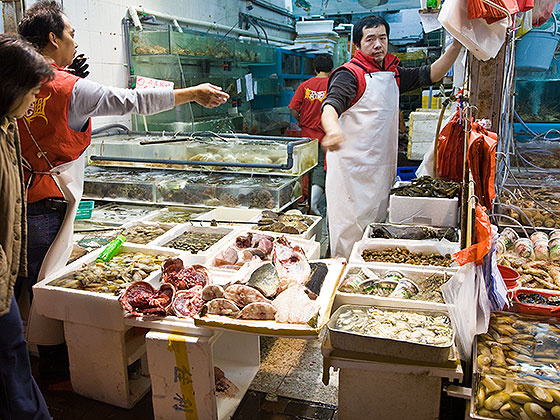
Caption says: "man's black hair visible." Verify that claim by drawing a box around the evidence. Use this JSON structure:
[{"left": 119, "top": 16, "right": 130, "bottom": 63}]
[
  {"left": 314, "top": 54, "right": 334, "bottom": 73},
  {"left": 18, "top": 0, "right": 65, "bottom": 51},
  {"left": 353, "top": 16, "right": 390, "bottom": 47}
]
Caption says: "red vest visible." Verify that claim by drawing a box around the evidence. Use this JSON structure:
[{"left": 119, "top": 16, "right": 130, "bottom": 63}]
[
  {"left": 334, "top": 49, "right": 401, "bottom": 107},
  {"left": 18, "top": 66, "right": 91, "bottom": 203}
]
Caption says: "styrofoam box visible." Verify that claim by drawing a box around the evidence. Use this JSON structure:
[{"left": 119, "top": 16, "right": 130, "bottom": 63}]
[
  {"left": 295, "top": 20, "right": 334, "bottom": 34},
  {"left": 33, "top": 243, "right": 187, "bottom": 331},
  {"left": 362, "top": 222, "right": 460, "bottom": 244},
  {"left": 349, "top": 238, "right": 459, "bottom": 270},
  {"left": 119, "top": 220, "right": 178, "bottom": 245},
  {"left": 193, "top": 207, "right": 262, "bottom": 226},
  {"left": 148, "top": 224, "right": 241, "bottom": 264},
  {"left": 208, "top": 229, "right": 321, "bottom": 272},
  {"left": 139, "top": 206, "right": 213, "bottom": 224},
  {"left": 334, "top": 263, "right": 453, "bottom": 313},
  {"left": 388, "top": 194, "right": 459, "bottom": 227},
  {"left": 251, "top": 214, "right": 323, "bottom": 241}
]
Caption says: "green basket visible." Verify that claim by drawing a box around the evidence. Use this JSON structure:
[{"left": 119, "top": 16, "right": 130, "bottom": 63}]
[{"left": 76, "top": 200, "right": 94, "bottom": 219}]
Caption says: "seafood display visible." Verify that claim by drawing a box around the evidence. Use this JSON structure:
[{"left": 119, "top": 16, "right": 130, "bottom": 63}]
[
  {"left": 516, "top": 292, "right": 560, "bottom": 306},
  {"left": 149, "top": 207, "right": 208, "bottom": 223},
  {"left": 163, "top": 231, "right": 227, "bottom": 253},
  {"left": 173, "top": 286, "right": 205, "bottom": 318},
  {"left": 391, "top": 176, "right": 460, "bottom": 198},
  {"left": 48, "top": 252, "right": 166, "bottom": 294},
  {"left": 88, "top": 203, "right": 157, "bottom": 225},
  {"left": 119, "top": 281, "right": 175, "bottom": 316},
  {"left": 120, "top": 223, "right": 172, "bottom": 244},
  {"left": 88, "top": 131, "right": 316, "bottom": 176},
  {"left": 499, "top": 256, "right": 560, "bottom": 290},
  {"left": 331, "top": 306, "right": 453, "bottom": 346},
  {"left": 361, "top": 247, "right": 454, "bottom": 267},
  {"left": 500, "top": 188, "right": 560, "bottom": 212},
  {"left": 472, "top": 312, "right": 560, "bottom": 420},
  {"left": 255, "top": 210, "right": 316, "bottom": 235},
  {"left": 367, "top": 223, "right": 459, "bottom": 242},
  {"left": 162, "top": 258, "right": 209, "bottom": 291},
  {"left": 212, "top": 232, "right": 276, "bottom": 270}
]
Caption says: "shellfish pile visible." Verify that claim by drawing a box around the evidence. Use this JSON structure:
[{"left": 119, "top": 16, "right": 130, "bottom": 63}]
[
  {"left": 47, "top": 251, "right": 166, "bottom": 294},
  {"left": 391, "top": 176, "right": 460, "bottom": 198},
  {"left": 332, "top": 306, "right": 453, "bottom": 346},
  {"left": 120, "top": 223, "right": 171, "bottom": 244},
  {"left": 255, "top": 210, "right": 315, "bottom": 235},
  {"left": 164, "top": 231, "right": 226, "bottom": 253},
  {"left": 361, "top": 247, "right": 454, "bottom": 267},
  {"left": 474, "top": 312, "right": 560, "bottom": 420}
]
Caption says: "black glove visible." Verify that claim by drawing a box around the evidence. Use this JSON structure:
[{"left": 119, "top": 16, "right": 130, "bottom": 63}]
[{"left": 67, "top": 53, "right": 90, "bottom": 78}]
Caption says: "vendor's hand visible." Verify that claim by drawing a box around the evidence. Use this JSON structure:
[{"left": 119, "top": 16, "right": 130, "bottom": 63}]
[
  {"left": 193, "top": 83, "right": 229, "bottom": 108},
  {"left": 321, "top": 128, "right": 347, "bottom": 151},
  {"left": 67, "top": 53, "right": 89, "bottom": 78}
]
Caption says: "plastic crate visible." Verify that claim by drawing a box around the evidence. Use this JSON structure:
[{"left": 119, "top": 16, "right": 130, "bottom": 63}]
[
  {"left": 75, "top": 200, "right": 94, "bottom": 219},
  {"left": 396, "top": 166, "right": 419, "bottom": 181}
]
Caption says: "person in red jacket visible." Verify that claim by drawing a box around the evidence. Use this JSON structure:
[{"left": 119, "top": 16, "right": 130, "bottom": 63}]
[{"left": 289, "top": 54, "right": 333, "bottom": 216}]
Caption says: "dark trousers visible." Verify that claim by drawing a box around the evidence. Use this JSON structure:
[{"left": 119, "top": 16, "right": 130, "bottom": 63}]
[
  {"left": 15, "top": 203, "right": 64, "bottom": 302},
  {"left": 0, "top": 296, "right": 51, "bottom": 420}
]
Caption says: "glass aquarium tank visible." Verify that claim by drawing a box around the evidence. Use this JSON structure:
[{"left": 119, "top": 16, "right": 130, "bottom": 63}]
[{"left": 88, "top": 131, "right": 317, "bottom": 176}]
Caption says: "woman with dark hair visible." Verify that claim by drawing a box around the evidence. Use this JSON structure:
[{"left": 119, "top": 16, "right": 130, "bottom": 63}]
[{"left": 0, "top": 33, "right": 53, "bottom": 420}]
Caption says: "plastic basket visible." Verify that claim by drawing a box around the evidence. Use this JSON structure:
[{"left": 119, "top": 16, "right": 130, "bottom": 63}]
[
  {"left": 515, "top": 14, "right": 560, "bottom": 72},
  {"left": 396, "top": 166, "right": 419, "bottom": 181},
  {"left": 76, "top": 200, "right": 94, "bottom": 219}
]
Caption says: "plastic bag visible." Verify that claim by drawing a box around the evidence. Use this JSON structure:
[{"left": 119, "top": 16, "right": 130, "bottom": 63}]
[
  {"left": 533, "top": 0, "right": 558, "bottom": 26},
  {"left": 516, "top": 11, "right": 534, "bottom": 37},
  {"left": 441, "top": 263, "right": 490, "bottom": 359},
  {"left": 438, "top": 0, "right": 508, "bottom": 61},
  {"left": 481, "top": 225, "right": 509, "bottom": 311},
  {"left": 467, "top": 0, "right": 519, "bottom": 24},
  {"left": 454, "top": 204, "right": 492, "bottom": 266},
  {"left": 437, "top": 108, "right": 465, "bottom": 183},
  {"left": 468, "top": 122, "right": 497, "bottom": 209}
]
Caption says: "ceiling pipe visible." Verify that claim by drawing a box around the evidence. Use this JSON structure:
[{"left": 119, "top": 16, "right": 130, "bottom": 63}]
[{"left": 128, "top": 6, "right": 294, "bottom": 45}]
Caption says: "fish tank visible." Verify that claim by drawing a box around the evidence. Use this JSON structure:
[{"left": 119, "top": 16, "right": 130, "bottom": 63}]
[
  {"left": 156, "top": 172, "right": 302, "bottom": 210},
  {"left": 87, "top": 131, "right": 317, "bottom": 176},
  {"left": 83, "top": 167, "right": 302, "bottom": 210}
]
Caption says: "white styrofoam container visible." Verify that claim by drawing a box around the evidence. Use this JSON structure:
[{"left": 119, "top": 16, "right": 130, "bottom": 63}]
[
  {"left": 334, "top": 263, "right": 453, "bottom": 313},
  {"left": 362, "top": 222, "right": 460, "bottom": 244},
  {"left": 139, "top": 206, "right": 212, "bottom": 224},
  {"left": 193, "top": 207, "right": 262, "bottom": 226},
  {"left": 295, "top": 20, "right": 334, "bottom": 34},
  {"left": 349, "top": 238, "right": 459, "bottom": 270},
  {"left": 388, "top": 194, "right": 459, "bottom": 227},
  {"left": 149, "top": 224, "right": 240, "bottom": 264},
  {"left": 251, "top": 214, "right": 323, "bottom": 241},
  {"left": 119, "top": 220, "right": 177, "bottom": 245},
  {"left": 207, "top": 229, "right": 321, "bottom": 272},
  {"left": 146, "top": 330, "right": 260, "bottom": 420},
  {"left": 33, "top": 243, "right": 187, "bottom": 331}
]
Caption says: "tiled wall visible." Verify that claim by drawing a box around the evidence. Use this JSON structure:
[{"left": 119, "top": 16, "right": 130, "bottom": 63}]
[{"left": 60, "top": 0, "right": 293, "bottom": 129}]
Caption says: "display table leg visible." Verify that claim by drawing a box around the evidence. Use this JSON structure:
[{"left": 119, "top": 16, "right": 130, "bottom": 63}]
[
  {"left": 64, "top": 321, "right": 150, "bottom": 409},
  {"left": 338, "top": 368, "right": 442, "bottom": 420}
]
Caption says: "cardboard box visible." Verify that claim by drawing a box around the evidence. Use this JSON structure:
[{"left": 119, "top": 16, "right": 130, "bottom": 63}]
[{"left": 388, "top": 194, "right": 458, "bottom": 227}]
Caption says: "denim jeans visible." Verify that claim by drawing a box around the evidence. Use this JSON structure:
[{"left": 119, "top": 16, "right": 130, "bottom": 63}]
[
  {"left": 15, "top": 203, "right": 64, "bottom": 302},
  {"left": 0, "top": 296, "right": 52, "bottom": 420}
]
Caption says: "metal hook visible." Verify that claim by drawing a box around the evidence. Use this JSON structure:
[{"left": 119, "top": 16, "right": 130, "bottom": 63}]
[{"left": 467, "top": 194, "right": 479, "bottom": 206}]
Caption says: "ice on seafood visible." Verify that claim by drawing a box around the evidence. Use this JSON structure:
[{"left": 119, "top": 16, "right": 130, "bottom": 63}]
[
  {"left": 237, "top": 302, "right": 277, "bottom": 320},
  {"left": 223, "top": 284, "right": 269, "bottom": 307},
  {"left": 273, "top": 285, "right": 319, "bottom": 324}
]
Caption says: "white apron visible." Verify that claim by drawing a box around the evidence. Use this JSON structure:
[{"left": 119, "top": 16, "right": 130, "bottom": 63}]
[
  {"left": 23, "top": 121, "right": 86, "bottom": 345},
  {"left": 326, "top": 71, "right": 399, "bottom": 258}
]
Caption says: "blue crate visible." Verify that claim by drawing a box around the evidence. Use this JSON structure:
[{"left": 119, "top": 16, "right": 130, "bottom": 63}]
[{"left": 396, "top": 166, "right": 418, "bottom": 181}]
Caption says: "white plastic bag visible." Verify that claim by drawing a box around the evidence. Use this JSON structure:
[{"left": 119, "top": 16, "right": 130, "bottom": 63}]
[
  {"left": 438, "top": 0, "right": 508, "bottom": 61},
  {"left": 441, "top": 263, "right": 491, "bottom": 359}
]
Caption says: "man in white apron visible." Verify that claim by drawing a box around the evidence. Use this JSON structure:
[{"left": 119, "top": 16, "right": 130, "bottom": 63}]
[
  {"left": 321, "top": 16, "right": 463, "bottom": 258},
  {"left": 16, "top": 0, "right": 229, "bottom": 380}
]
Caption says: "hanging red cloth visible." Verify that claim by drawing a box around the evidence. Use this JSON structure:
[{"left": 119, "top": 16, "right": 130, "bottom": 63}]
[
  {"left": 437, "top": 108, "right": 465, "bottom": 183},
  {"left": 467, "top": 121, "right": 497, "bottom": 209},
  {"left": 454, "top": 204, "right": 492, "bottom": 266},
  {"left": 467, "top": 0, "right": 519, "bottom": 24}
]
